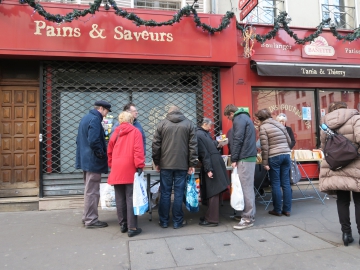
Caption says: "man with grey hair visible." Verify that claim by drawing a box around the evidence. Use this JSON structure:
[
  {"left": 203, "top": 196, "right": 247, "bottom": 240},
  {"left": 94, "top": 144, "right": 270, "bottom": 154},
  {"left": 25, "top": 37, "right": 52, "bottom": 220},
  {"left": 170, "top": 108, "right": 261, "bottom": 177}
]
[{"left": 152, "top": 105, "right": 198, "bottom": 229}]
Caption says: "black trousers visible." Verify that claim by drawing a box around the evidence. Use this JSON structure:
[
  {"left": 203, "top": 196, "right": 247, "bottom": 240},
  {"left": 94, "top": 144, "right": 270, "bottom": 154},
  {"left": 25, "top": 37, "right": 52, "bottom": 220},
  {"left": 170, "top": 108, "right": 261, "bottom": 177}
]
[
  {"left": 114, "top": 184, "right": 137, "bottom": 229},
  {"left": 337, "top": 190, "right": 360, "bottom": 234}
]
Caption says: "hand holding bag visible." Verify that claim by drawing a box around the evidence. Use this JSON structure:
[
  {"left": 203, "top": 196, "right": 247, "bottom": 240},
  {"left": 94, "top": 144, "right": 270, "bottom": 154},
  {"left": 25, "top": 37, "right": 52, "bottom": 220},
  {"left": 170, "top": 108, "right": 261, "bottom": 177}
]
[
  {"left": 133, "top": 172, "right": 149, "bottom": 215},
  {"left": 230, "top": 168, "right": 244, "bottom": 211},
  {"left": 183, "top": 173, "right": 199, "bottom": 212}
]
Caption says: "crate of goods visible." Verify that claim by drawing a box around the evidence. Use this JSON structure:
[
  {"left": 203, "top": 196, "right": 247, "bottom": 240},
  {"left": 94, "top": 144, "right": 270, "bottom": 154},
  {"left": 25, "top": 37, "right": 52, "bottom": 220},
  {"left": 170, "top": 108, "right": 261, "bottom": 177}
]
[{"left": 299, "top": 163, "right": 319, "bottom": 179}]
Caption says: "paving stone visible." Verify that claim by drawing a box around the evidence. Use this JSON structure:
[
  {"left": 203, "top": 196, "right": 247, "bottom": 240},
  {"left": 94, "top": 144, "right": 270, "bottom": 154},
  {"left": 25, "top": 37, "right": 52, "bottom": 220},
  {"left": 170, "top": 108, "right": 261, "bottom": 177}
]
[
  {"left": 265, "top": 225, "right": 334, "bottom": 251},
  {"left": 234, "top": 228, "right": 297, "bottom": 256},
  {"left": 129, "top": 238, "right": 176, "bottom": 270},
  {"left": 201, "top": 232, "right": 260, "bottom": 261},
  {"left": 165, "top": 235, "right": 219, "bottom": 266}
]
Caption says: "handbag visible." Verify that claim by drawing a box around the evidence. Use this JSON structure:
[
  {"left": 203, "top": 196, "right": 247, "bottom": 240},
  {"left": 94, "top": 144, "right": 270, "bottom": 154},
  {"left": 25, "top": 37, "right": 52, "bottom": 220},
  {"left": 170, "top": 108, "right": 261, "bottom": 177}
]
[
  {"left": 290, "top": 157, "right": 302, "bottom": 185},
  {"left": 183, "top": 173, "right": 199, "bottom": 212},
  {"left": 321, "top": 123, "right": 360, "bottom": 171},
  {"left": 230, "top": 168, "right": 244, "bottom": 211},
  {"left": 133, "top": 172, "right": 149, "bottom": 215}
]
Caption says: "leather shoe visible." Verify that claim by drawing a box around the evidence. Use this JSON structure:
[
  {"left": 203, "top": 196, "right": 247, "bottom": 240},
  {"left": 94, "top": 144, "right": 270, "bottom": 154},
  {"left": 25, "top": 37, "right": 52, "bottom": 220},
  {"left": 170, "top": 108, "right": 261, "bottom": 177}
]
[
  {"left": 173, "top": 220, "right": 187, "bottom": 229},
  {"left": 85, "top": 220, "right": 108, "bottom": 229},
  {"left": 128, "top": 228, "right": 142, "bottom": 237},
  {"left": 199, "top": 217, "right": 205, "bottom": 222},
  {"left": 199, "top": 220, "right": 218, "bottom": 227},
  {"left": 282, "top": 211, "right": 291, "bottom": 217},
  {"left": 343, "top": 232, "right": 354, "bottom": 246},
  {"left": 158, "top": 222, "right": 168, "bottom": 228},
  {"left": 120, "top": 223, "right": 128, "bottom": 233},
  {"left": 268, "top": 210, "right": 282, "bottom": 217}
]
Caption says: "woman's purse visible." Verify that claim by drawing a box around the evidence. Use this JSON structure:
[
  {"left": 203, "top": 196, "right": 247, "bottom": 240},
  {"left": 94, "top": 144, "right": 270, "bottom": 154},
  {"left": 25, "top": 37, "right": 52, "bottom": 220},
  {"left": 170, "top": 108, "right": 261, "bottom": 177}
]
[{"left": 290, "top": 156, "right": 302, "bottom": 185}]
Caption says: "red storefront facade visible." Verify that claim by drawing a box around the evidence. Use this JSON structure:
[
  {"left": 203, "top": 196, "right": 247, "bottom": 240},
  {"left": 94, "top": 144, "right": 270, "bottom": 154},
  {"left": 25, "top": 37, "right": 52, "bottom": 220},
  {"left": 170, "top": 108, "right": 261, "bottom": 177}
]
[{"left": 1, "top": 1, "right": 360, "bottom": 203}]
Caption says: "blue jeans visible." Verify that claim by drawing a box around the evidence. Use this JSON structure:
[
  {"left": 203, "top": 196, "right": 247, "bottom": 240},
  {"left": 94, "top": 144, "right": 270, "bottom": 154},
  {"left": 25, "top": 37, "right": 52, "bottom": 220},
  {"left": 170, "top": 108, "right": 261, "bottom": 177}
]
[
  {"left": 158, "top": 169, "right": 187, "bottom": 227},
  {"left": 268, "top": 154, "right": 292, "bottom": 213}
]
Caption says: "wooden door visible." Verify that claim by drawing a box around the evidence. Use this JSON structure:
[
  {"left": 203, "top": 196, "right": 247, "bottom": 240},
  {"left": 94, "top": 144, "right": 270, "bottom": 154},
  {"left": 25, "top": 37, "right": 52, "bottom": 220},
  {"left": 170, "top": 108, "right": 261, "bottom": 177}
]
[{"left": 0, "top": 82, "right": 39, "bottom": 197}]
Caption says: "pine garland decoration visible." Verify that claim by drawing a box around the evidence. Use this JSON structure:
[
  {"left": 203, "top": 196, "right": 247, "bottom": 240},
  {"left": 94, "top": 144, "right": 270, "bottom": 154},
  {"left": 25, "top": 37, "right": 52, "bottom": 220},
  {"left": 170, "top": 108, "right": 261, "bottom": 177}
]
[{"left": 19, "top": 0, "right": 360, "bottom": 44}]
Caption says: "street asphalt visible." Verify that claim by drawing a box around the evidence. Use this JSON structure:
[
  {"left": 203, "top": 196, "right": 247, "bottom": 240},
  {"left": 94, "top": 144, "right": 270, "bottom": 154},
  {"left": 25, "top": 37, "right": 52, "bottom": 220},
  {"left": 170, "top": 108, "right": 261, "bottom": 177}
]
[{"left": 1, "top": 189, "right": 360, "bottom": 270}]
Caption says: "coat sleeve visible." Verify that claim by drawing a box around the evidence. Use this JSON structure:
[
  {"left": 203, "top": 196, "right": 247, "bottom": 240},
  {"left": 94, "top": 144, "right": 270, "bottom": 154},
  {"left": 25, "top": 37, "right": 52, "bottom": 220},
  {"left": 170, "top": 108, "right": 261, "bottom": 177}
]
[
  {"left": 231, "top": 116, "right": 246, "bottom": 162},
  {"left": 134, "top": 130, "right": 145, "bottom": 169},
  {"left": 197, "top": 137, "right": 213, "bottom": 173},
  {"left": 260, "top": 125, "right": 270, "bottom": 166},
  {"left": 354, "top": 116, "right": 360, "bottom": 145},
  {"left": 188, "top": 123, "right": 198, "bottom": 168},
  {"left": 88, "top": 118, "right": 105, "bottom": 158},
  {"left": 287, "top": 127, "right": 296, "bottom": 149},
  {"left": 152, "top": 123, "right": 162, "bottom": 166},
  {"left": 107, "top": 128, "right": 118, "bottom": 168}
]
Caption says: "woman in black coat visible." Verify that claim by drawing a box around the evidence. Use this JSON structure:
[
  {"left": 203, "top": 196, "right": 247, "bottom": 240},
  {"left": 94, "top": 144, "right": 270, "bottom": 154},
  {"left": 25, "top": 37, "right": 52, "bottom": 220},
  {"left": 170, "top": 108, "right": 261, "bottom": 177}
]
[{"left": 197, "top": 118, "right": 230, "bottom": 227}]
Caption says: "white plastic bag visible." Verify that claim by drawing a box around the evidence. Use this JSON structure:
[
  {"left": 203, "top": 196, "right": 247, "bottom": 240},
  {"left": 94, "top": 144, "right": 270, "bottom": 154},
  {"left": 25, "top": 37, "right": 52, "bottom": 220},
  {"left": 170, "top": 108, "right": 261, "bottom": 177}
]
[
  {"left": 133, "top": 172, "right": 149, "bottom": 215},
  {"left": 100, "top": 183, "right": 116, "bottom": 210},
  {"left": 230, "top": 168, "right": 244, "bottom": 211}
]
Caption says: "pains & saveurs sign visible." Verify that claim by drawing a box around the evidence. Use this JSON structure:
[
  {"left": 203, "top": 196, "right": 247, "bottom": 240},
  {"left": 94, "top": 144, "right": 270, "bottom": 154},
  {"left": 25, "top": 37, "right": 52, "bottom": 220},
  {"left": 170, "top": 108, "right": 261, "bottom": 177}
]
[{"left": 0, "top": 2, "right": 237, "bottom": 65}]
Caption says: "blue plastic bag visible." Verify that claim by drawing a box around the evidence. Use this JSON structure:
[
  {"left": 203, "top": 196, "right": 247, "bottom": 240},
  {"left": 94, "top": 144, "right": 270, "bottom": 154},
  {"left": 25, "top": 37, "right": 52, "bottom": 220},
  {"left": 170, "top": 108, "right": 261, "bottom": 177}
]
[{"left": 183, "top": 173, "right": 199, "bottom": 212}]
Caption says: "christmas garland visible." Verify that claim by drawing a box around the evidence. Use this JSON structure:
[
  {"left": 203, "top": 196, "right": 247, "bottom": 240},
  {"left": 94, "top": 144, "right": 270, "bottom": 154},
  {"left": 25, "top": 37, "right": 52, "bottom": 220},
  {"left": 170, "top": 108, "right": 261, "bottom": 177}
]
[{"left": 19, "top": 0, "right": 360, "bottom": 44}]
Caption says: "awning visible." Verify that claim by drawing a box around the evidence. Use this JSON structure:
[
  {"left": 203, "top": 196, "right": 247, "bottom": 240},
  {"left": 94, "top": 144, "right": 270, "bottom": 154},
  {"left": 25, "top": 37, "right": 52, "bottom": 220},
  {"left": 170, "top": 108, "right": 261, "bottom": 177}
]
[{"left": 251, "top": 61, "right": 360, "bottom": 78}]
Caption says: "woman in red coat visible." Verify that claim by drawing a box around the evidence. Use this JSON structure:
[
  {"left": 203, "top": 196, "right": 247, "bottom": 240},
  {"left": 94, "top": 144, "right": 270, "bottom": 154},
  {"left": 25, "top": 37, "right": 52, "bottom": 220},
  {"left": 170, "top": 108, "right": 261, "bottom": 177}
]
[{"left": 107, "top": 111, "right": 145, "bottom": 237}]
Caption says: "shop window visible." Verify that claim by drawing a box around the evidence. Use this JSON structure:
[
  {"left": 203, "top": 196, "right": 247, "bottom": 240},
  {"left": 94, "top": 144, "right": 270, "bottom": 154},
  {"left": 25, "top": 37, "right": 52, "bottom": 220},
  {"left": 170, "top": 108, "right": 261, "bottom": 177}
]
[
  {"left": 321, "top": 0, "right": 356, "bottom": 29},
  {"left": 135, "top": 0, "right": 181, "bottom": 10},
  {"left": 298, "top": 119, "right": 302, "bottom": 131},
  {"left": 321, "top": 95, "right": 327, "bottom": 108},
  {"left": 252, "top": 88, "right": 316, "bottom": 150},
  {"left": 242, "top": 0, "right": 285, "bottom": 24}
]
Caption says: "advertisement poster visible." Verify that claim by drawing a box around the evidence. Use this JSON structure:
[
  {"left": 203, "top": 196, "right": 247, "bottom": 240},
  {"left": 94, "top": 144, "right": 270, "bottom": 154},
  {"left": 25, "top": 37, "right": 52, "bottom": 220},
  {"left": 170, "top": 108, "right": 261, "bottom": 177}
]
[{"left": 302, "top": 107, "right": 312, "bottom": 120}]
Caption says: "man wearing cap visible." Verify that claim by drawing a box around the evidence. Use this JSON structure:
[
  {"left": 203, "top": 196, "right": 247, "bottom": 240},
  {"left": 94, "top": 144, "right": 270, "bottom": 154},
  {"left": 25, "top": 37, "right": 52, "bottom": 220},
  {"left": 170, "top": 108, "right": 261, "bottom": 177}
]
[{"left": 76, "top": 100, "right": 112, "bottom": 229}]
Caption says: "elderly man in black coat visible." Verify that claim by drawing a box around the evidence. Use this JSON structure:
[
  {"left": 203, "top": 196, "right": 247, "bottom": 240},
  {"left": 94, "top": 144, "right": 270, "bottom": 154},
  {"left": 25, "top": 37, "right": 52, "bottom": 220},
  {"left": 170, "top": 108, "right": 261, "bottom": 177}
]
[{"left": 197, "top": 118, "right": 230, "bottom": 227}]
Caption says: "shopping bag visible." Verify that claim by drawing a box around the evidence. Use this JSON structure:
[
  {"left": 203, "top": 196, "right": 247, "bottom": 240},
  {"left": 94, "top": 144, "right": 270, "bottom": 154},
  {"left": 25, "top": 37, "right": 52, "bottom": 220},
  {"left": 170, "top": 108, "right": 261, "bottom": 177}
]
[
  {"left": 230, "top": 168, "right": 244, "bottom": 211},
  {"left": 183, "top": 173, "right": 199, "bottom": 212},
  {"left": 133, "top": 172, "right": 149, "bottom": 215},
  {"left": 290, "top": 157, "right": 302, "bottom": 185},
  {"left": 100, "top": 183, "right": 116, "bottom": 210}
]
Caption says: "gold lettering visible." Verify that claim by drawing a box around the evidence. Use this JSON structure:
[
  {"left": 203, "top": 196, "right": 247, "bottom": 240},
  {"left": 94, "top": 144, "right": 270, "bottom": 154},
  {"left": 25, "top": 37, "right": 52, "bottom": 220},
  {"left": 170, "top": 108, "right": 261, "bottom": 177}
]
[
  {"left": 46, "top": 26, "right": 56, "bottom": 37},
  {"left": 160, "top": 32, "right": 167, "bottom": 42},
  {"left": 133, "top": 32, "right": 142, "bottom": 42},
  {"left": 34, "top": 21, "right": 46, "bottom": 35},
  {"left": 114, "top": 26, "right": 124, "bottom": 40},
  {"left": 149, "top": 32, "right": 159, "bottom": 41},
  {"left": 124, "top": 30, "right": 133, "bottom": 40},
  {"left": 167, "top": 33, "right": 173, "bottom": 42},
  {"left": 74, "top": 28, "right": 81, "bottom": 38},
  {"left": 142, "top": 31, "right": 149, "bottom": 40},
  {"left": 62, "top": 27, "right": 73, "bottom": 37}
]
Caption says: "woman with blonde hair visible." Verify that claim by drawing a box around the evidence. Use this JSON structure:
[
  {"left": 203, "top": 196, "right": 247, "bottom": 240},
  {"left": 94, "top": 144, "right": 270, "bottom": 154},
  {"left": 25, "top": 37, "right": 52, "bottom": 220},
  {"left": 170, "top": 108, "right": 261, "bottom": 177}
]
[
  {"left": 319, "top": 101, "right": 360, "bottom": 246},
  {"left": 107, "top": 111, "right": 145, "bottom": 237},
  {"left": 276, "top": 113, "right": 296, "bottom": 149}
]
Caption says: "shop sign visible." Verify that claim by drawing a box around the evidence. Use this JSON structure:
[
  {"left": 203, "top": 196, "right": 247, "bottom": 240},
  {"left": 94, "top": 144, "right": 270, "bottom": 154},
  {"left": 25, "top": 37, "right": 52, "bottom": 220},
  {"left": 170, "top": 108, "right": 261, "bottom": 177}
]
[
  {"left": 240, "top": 0, "right": 258, "bottom": 21},
  {"left": 238, "top": 0, "right": 250, "bottom": 10},
  {"left": 302, "top": 36, "right": 336, "bottom": 59}
]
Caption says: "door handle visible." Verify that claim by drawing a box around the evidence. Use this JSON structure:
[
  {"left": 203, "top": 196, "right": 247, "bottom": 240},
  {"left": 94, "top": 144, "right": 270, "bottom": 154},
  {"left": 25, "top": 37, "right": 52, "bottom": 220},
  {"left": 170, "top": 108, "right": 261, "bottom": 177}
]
[{"left": 39, "top": 133, "right": 43, "bottom": 142}]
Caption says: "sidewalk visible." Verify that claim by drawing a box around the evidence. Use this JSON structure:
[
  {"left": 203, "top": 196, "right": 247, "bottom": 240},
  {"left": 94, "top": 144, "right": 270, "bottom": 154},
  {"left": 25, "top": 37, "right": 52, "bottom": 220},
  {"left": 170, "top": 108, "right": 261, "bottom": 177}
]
[{"left": 1, "top": 190, "right": 360, "bottom": 270}]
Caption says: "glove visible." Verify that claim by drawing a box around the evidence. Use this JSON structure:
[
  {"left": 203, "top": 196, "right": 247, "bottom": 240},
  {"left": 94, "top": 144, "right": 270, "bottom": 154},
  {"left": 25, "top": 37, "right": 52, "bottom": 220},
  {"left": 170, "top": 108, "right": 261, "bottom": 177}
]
[{"left": 136, "top": 168, "right": 143, "bottom": 176}]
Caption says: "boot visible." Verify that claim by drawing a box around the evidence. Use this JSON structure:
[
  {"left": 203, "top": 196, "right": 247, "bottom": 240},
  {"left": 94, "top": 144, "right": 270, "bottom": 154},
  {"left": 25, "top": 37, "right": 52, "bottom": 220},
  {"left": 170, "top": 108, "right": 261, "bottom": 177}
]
[{"left": 342, "top": 232, "right": 354, "bottom": 246}]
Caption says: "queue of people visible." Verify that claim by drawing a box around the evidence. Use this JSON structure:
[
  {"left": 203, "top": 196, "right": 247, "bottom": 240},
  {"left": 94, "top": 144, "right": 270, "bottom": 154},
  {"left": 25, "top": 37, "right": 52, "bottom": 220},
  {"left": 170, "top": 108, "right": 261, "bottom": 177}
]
[{"left": 75, "top": 99, "right": 360, "bottom": 246}]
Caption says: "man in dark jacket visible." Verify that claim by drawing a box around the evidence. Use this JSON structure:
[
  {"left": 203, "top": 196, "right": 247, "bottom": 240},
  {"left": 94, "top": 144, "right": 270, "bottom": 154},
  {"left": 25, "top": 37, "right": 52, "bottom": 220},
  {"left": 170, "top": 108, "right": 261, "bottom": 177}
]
[
  {"left": 152, "top": 106, "right": 198, "bottom": 229},
  {"left": 111, "top": 103, "right": 146, "bottom": 156},
  {"left": 76, "top": 100, "right": 111, "bottom": 229},
  {"left": 224, "top": 104, "right": 257, "bottom": 230}
]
